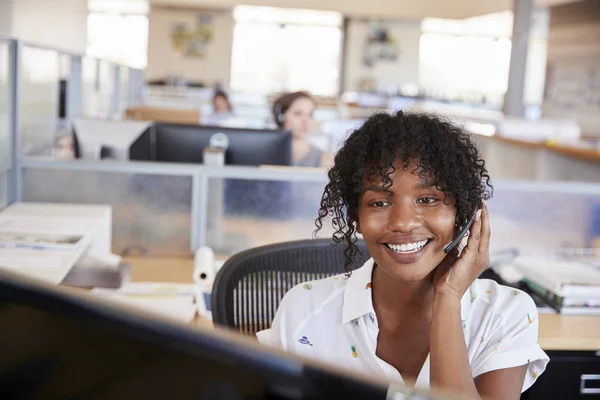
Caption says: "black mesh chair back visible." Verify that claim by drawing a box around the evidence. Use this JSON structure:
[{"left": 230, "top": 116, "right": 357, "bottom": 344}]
[{"left": 211, "top": 239, "right": 370, "bottom": 336}]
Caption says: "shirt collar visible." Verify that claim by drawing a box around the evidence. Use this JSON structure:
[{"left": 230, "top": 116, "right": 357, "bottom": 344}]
[
  {"left": 342, "top": 258, "right": 472, "bottom": 323},
  {"left": 342, "top": 258, "right": 376, "bottom": 324}
]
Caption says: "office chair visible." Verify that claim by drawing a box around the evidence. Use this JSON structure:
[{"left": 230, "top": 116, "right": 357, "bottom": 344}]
[{"left": 211, "top": 239, "right": 370, "bottom": 336}]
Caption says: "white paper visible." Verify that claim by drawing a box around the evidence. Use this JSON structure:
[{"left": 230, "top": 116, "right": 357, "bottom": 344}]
[
  {"left": 0, "top": 248, "right": 85, "bottom": 284},
  {"left": 91, "top": 282, "right": 198, "bottom": 323}
]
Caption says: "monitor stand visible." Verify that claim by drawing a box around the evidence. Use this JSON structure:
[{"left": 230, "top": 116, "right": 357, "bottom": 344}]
[{"left": 203, "top": 147, "right": 252, "bottom": 256}]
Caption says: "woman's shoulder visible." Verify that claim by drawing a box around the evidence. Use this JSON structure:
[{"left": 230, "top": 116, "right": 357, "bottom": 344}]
[
  {"left": 469, "top": 279, "right": 538, "bottom": 322},
  {"left": 277, "top": 274, "right": 349, "bottom": 317}
]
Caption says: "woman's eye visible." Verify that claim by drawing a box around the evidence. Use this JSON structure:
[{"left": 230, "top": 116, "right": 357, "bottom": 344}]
[
  {"left": 418, "top": 197, "right": 438, "bottom": 204},
  {"left": 371, "top": 201, "right": 389, "bottom": 208}
]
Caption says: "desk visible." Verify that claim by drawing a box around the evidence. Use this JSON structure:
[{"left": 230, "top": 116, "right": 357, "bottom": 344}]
[{"left": 125, "top": 256, "right": 600, "bottom": 351}]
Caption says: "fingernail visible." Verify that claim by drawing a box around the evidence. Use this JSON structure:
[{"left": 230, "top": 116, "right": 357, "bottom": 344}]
[{"left": 476, "top": 209, "right": 482, "bottom": 221}]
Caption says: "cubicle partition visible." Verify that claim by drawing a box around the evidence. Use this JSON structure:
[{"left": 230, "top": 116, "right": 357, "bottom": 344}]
[
  {"left": 0, "top": 37, "right": 13, "bottom": 208},
  {"left": 19, "top": 45, "right": 60, "bottom": 156},
  {"left": 19, "top": 159, "right": 332, "bottom": 257},
  {"left": 21, "top": 159, "right": 195, "bottom": 257},
  {"left": 19, "top": 157, "right": 600, "bottom": 258},
  {"left": 0, "top": 34, "right": 145, "bottom": 208}
]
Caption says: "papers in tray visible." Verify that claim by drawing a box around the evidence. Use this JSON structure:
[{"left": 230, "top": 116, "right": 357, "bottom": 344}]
[
  {"left": 90, "top": 282, "right": 202, "bottom": 323},
  {"left": 0, "top": 231, "right": 85, "bottom": 250},
  {"left": 0, "top": 248, "right": 88, "bottom": 285}
]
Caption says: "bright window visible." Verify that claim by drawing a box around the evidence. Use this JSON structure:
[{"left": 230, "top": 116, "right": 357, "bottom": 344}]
[
  {"left": 230, "top": 6, "right": 342, "bottom": 96},
  {"left": 87, "top": 12, "right": 148, "bottom": 69}
]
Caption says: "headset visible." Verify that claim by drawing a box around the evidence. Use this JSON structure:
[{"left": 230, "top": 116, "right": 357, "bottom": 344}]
[
  {"left": 274, "top": 103, "right": 285, "bottom": 126},
  {"left": 443, "top": 204, "right": 481, "bottom": 254}
]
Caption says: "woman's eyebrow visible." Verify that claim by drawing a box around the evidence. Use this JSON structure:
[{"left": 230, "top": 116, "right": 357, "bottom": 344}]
[
  {"left": 415, "top": 180, "right": 435, "bottom": 189},
  {"left": 361, "top": 185, "right": 392, "bottom": 194}
]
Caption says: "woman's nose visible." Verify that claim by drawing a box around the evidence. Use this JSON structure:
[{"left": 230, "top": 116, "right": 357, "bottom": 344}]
[{"left": 387, "top": 204, "right": 422, "bottom": 233}]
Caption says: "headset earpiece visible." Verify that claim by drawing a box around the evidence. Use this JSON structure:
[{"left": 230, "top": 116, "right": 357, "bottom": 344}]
[{"left": 274, "top": 103, "right": 285, "bottom": 125}]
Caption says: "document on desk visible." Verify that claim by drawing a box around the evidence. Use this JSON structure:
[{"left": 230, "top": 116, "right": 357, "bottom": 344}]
[
  {"left": 90, "top": 283, "right": 198, "bottom": 323},
  {"left": 0, "top": 248, "right": 86, "bottom": 285}
]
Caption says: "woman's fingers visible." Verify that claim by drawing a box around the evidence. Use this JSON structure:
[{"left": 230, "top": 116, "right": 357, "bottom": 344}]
[{"left": 478, "top": 204, "right": 491, "bottom": 255}]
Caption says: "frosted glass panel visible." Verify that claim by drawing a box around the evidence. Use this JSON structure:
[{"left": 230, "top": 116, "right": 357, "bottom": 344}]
[
  {"left": 206, "top": 178, "right": 332, "bottom": 255},
  {"left": 98, "top": 60, "right": 115, "bottom": 117},
  {"left": 119, "top": 66, "right": 130, "bottom": 113},
  {"left": 0, "top": 41, "right": 9, "bottom": 164},
  {"left": 488, "top": 184, "right": 600, "bottom": 252},
  {"left": 22, "top": 168, "right": 193, "bottom": 256},
  {"left": 20, "top": 46, "right": 59, "bottom": 155},
  {"left": 82, "top": 57, "right": 98, "bottom": 117},
  {"left": 207, "top": 178, "right": 600, "bottom": 257},
  {"left": 0, "top": 170, "right": 8, "bottom": 208}
]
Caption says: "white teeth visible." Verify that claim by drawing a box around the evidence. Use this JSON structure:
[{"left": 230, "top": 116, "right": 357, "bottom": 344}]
[{"left": 387, "top": 240, "right": 428, "bottom": 254}]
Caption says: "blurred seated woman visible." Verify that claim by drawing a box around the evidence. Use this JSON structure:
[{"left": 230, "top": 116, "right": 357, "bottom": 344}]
[
  {"left": 273, "top": 91, "right": 333, "bottom": 168},
  {"left": 204, "top": 90, "right": 233, "bottom": 125}
]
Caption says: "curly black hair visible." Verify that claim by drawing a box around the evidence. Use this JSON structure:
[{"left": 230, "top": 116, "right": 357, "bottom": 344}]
[{"left": 315, "top": 111, "right": 493, "bottom": 272}]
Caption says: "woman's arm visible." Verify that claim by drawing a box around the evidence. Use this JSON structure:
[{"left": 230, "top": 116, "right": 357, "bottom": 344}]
[
  {"left": 430, "top": 294, "right": 480, "bottom": 398},
  {"left": 430, "top": 294, "right": 528, "bottom": 400},
  {"left": 430, "top": 205, "right": 528, "bottom": 399}
]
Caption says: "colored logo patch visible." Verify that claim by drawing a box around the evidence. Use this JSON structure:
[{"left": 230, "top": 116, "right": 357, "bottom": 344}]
[
  {"left": 303, "top": 283, "right": 313, "bottom": 290},
  {"left": 369, "top": 313, "right": 376, "bottom": 324},
  {"left": 298, "top": 336, "right": 313, "bottom": 346},
  {"left": 351, "top": 345, "right": 358, "bottom": 358},
  {"left": 365, "top": 282, "right": 372, "bottom": 289},
  {"left": 527, "top": 313, "right": 533, "bottom": 324}
]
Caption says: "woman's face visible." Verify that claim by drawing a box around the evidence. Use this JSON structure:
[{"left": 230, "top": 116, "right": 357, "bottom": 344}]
[
  {"left": 213, "top": 96, "right": 230, "bottom": 113},
  {"left": 357, "top": 160, "right": 456, "bottom": 282},
  {"left": 283, "top": 97, "right": 315, "bottom": 139}
]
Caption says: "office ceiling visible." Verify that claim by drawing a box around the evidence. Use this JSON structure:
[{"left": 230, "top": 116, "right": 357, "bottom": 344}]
[{"left": 92, "top": 0, "right": 583, "bottom": 18}]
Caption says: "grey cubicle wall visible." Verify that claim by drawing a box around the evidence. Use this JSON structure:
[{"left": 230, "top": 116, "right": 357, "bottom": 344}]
[
  {"left": 21, "top": 160, "right": 194, "bottom": 257},
  {"left": 19, "top": 45, "right": 60, "bottom": 156},
  {"left": 19, "top": 158, "right": 600, "bottom": 258},
  {"left": 0, "top": 38, "right": 12, "bottom": 208},
  {"left": 0, "top": 33, "right": 145, "bottom": 207}
]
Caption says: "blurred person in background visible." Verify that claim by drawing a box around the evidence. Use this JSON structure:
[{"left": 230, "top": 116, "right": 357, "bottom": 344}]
[
  {"left": 273, "top": 91, "right": 333, "bottom": 168},
  {"left": 205, "top": 90, "right": 233, "bottom": 125}
]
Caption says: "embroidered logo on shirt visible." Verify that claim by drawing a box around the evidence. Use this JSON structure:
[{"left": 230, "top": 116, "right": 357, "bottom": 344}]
[
  {"left": 365, "top": 282, "right": 372, "bottom": 289},
  {"left": 511, "top": 290, "right": 521, "bottom": 296},
  {"left": 303, "top": 283, "right": 313, "bottom": 290},
  {"left": 369, "top": 313, "right": 376, "bottom": 324},
  {"left": 471, "top": 293, "right": 478, "bottom": 303},
  {"left": 527, "top": 313, "right": 533, "bottom": 324},
  {"left": 531, "top": 371, "right": 539, "bottom": 379},
  {"left": 485, "top": 289, "right": 492, "bottom": 295},
  {"left": 462, "top": 322, "right": 466, "bottom": 330},
  {"left": 351, "top": 345, "right": 358, "bottom": 358},
  {"left": 298, "top": 336, "right": 313, "bottom": 346},
  {"left": 352, "top": 318, "right": 360, "bottom": 327}
]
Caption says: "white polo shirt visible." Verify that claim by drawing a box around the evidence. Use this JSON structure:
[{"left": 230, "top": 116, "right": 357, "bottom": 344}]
[{"left": 257, "top": 258, "right": 549, "bottom": 392}]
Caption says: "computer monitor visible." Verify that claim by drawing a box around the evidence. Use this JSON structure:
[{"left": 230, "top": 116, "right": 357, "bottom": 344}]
[
  {"left": 146, "top": 123, "right": 292, "bottom": 166},
  {"left": 0, "top": 269, "right": 448, "bottom": 400},
  {"left": 72, "top": 118, "right": 152, "bottom": 161}
]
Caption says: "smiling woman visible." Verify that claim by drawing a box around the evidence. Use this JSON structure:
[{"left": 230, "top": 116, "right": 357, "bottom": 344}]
[{"left": 258, "top": 111, "right": 549, "bottom": 400}]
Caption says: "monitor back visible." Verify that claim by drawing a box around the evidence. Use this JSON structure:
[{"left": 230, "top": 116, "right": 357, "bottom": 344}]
[{"left": 153, "top": 123, "right": 292, "bottom": 166}]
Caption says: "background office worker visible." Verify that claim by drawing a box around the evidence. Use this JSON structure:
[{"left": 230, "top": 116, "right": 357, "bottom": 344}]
[
  {"left": 273, "top": 91, "right": 333, "bottom": 168},
  {"left": 204, "top": 90, "right": 233, "bottom": 125}
]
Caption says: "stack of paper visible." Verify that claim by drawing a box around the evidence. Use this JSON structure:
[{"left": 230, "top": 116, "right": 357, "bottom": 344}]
[
  {"left": 90, "top": 282, "right": 200, "bottom": 323},
  {"left": 515, "top": 257, "right": 600, "bottom": 315}
]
